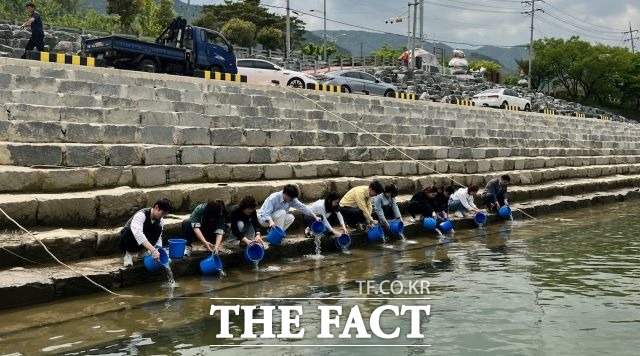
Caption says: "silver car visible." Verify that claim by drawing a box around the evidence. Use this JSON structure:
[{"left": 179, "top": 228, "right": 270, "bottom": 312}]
[{"left": 315, "top": 70, "right": 398, "bottom": 97}]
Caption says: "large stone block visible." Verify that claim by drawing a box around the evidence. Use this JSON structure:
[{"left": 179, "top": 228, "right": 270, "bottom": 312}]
[
  {"left": 138, "top": 99, "right": 172, "bottom": 111},
  {"left": 95, "top": 167, "right": 133, "bottom": 188},
  {"left": 339, "top": 162, "right": 363, "bottom": 177},
  {"left": 41, "top": 169, "right": 94, "bottom": 192},
  {"left": 62, "top": 123, "right": 103, "bottom": 143},
  {"left": 260, "top": 164, "right": 294, "bottom": 181},
  {"left": 268, "top": 130, "right": 292, "bottom": 147},
  {"left": 232, "top": 183, "right": 276, "bottom": 205},
  {"left": 140, "top": 111, "right": 179, "bottom": 126},
  {"left": 65, "top": 145, "right": 106, "bottom": 167},
  {"left": 144, "top": 146, "right": 177, "bottom": 165},
  {"left": 362, "top": 162, "right": 383, "bottom": 177},
  {"left": 291, "top": 131, "right": 317, "bottom": 146},
  {"left": 215, "top": 147, "right": 251, "bottom": 164},
  {"left": 181, "top": 146, "right": 215, "bottom": 164},
  {"left": 5, "top": 103, "right": 60, "bottom": 122},
  {"left": 61, "top": 94, "right": 101, "bottom": 108},
  {"left": 60, "top": 107, "right": 105, "bottom": 124},
  {"left": 402, "top": 161, "right": 418, "bottom": 175},
  {"left": 97, "top": 190, "right": 146, "bottom": 224},
  {"left": 383, "top": 162, "right": 403, "bottom": 176},
  {"left": 277, "top": 147, "right": 300, "bottom": 162},
  {"left": 141, "top": 126, "right": 175, "bottom": 144},
  {"left": 37, "top": 195, "right": 97, "bottom": 226},
  {"left": 244, "top": 130, "right": 269, "bottom": 146},
  {"left": 133, "top": 166, "right": 168, "bottom": 187},
  {"left": 13, "top": 121, "right": 64, "bottom": 142},
  {"left": 292, "top": 164, "right": 317, "bottom": 178},
  {"left": 298, "top": 181, "right": 328, "bottom": 201},
  {"left": 170, "top": 166, "right": 205, "bottom": 183},
  {"left": 211, "top": 128, "right": 243, "bottom": 146},
  {"left": 103, "top": 108, "right": 140, "bottom": 125},
  {"left": 188, "top": 185, "right": 234, "bottom": 209},
  {"left": 144, "top": 188, "right": 186, "bottom": 213},
  {"left": 250, "top": 148, "right": 277, "bottom": 163},
  {"left": 3, "top": 144, "right": 63, "bottom": 166},
  {"left": 299, "top": 147, "right": 324, "bottom": 161},
  {"left": 231, "top": 165, "right": 264, "bottom": 181},
  {"left": 206, "top": 164, "right": 232, "bottom": 182},
  {"left": 0, "top": 196, "right": 39, "bottom": 227},
  {"left": 346, "top": 147, "right": 370, "bottom": 161}
]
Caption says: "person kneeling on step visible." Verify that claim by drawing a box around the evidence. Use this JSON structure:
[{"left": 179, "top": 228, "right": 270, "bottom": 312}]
[
  {"left": 372, "top": 184, "right": 404, "bottom": 235},
  {"left": 228, "top": 196, "right": 263, "bottom": 247},
  {"left": 182, "top": 200, "right": 227, "bottom": 256},
  {"left": 258, "top": 184, "right": 320, "bottom": 232},
  {"left": 482, "top": 175, "right": 510, "bottom": 213},
  {"left": 119, "top": 199, "right": 173, "bottom": 267},
  {"left": 340, "top": 180, "right": 384, "bottom": 231},
  {"left": 304, "top": 192, "right": 348, "bottom": 238},
  {"left": 449, "top": 185, "right": 481, "bottom": 218}
]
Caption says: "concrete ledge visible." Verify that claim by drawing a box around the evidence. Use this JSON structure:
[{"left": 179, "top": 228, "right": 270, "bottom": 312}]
[{"left": 1, "top": 187, "right": 639, "bottom": 309}]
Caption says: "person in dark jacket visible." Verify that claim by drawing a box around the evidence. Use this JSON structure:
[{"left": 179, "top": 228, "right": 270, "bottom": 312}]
[
  {"left": 120, "top": 199, "right": 173, "bottom": 267},
  {"left": 482, "top": 175, "right": 510, "bottom": 212},
  {"left": 408, "top": 186, "right": 454, "bottom": 222},
  {"left": 228, "top": 196, "right": 263, "bottom": 247},
  {"left": 181, "top": 200, "right": 227, "bottom": 256},
  {"left": 20, "top": 3, "right": 45, "bottom": 59}
]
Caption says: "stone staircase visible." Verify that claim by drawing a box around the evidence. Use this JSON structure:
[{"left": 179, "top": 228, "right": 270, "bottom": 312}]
[{"left": 1, "top": 56, "right": 640, "bottom": 308}]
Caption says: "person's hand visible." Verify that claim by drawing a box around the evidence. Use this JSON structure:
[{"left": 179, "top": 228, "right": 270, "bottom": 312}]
[
  {"left": 255, "top": 234, "right": 263, "bottom": 244},
  {"left": 213, "top": 244, "right": 220, "bottom": 255},
  {"left": 504, "top": 200, "right": 509, "bottom": 206},
  {"left": 315, "top": 215, "right": 322, "bottom": 222},
  {"left": 371, "top": 219, "right": 378, "bottom": 225},
  {"left": 432, "top": 212, "right": 437, "bottom": 218},
  {"left": 151, "top": 248, "right": 160, "bottom": 262},
  {"left": 268, "top": 220, "right": 275, "bottom": 228},
  {"left": 332, "top": 230, "right": 341, "bottom": 237},
  {"left": 204, "top": 241, "right": 215, "bottom": 252}
]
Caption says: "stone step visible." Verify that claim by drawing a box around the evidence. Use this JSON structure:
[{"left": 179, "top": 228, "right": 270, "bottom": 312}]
[
  {"left": 1, "top": 186, "right": 639, "bottom": 309},
  {"left": 1, "top": 155, "right": 639, "bottom": 193},
  {"left": 1, "top": 172, "right": 640, "bottom": 229},
  {"left": 1, "top": 117, "right": 638, "bottom": 152},
  {"left": 2, "top": 138, "right": 640, "bottom": 168}
]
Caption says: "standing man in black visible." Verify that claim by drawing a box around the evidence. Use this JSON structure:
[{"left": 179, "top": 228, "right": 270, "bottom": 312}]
[{"left": 20, "top": 2, "right": 45, "bottom": 59}]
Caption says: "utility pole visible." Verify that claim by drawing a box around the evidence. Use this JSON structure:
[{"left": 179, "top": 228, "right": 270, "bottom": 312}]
[
  {"left": 323, "top": 0, "right": 327, "bottom": 62},
  {"left": 623, "top": 21, "right": 638, "bottom": 53},
  {"left": 407, "top": 3, "right": 411, "bottom": 52},
  {"left": 285, "top": 0, "right": 290, "bottom": 67},
  {"left": 419, "top": 0, "right": 424, "bottom": 49},
  {"left": 410, "top": 1, "right": 419, "bottom": 72},
  {"left": 523, "top": 0, "right": 541, "bottom": 90}
]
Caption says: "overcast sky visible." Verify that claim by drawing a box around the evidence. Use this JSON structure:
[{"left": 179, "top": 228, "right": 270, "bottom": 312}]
[{"left": 189, "top": 0, "right": 639, "bottom": 49}]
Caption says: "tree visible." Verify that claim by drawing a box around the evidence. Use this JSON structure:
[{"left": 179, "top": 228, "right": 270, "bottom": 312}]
[
  {"left": 469, "top": 60, "right": 501, "bottom": 80},
  {"left": 139, "top": 0, "right": 160, "bottom": 36},
  {"left": 221, "top": 17, "right": 256, "bottom": 47},
  {"left": 256, "top": 26, "right": 283, "bottom": 50},
  {"left": 503, "top": 76, "right": 519, "bottom": 86},
  {"left": 371, "top": 43, "right": 406, "bottom": 60},
  {"left": 107, "top": 0, "right": 143, "bottom": 32},
  {"left": 155, "top": 0, "right": 175, "bottom": 29}
]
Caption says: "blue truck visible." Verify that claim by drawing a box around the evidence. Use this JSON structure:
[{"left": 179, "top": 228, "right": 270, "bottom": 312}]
[{"left": 83, "top": 17, "right": 237, "bottom": 75}]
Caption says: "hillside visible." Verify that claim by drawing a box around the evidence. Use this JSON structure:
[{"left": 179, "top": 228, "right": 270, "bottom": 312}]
[{"left": 79, "top": 0, "right": 202, "bottom": 20}]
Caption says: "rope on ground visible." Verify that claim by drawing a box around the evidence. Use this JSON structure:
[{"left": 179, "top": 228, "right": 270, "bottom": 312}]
[{"left": 1, "top": 246, "right": 42, "bottom": 265}]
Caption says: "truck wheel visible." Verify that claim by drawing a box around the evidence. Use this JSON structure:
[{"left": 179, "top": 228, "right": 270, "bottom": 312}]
[
  {"left": 287, "top": 77, "right": 305, "bottom": 88},
  {"left": 138, "top": 59, "right": 156, "bottom": 73},
  {"left": 211, "top": 65, "right": 223, "bottom": 73}
]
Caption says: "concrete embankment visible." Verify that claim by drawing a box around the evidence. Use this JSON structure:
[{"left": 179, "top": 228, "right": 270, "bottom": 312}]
[{"left": 0, "top": 56, "right": 639, "bottom": 309}]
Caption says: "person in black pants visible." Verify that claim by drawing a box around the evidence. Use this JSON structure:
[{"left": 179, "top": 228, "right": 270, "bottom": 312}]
[
  {"left": 119, "top": 199, "right": 173, "bottom": 267},
  {"left": 20, "top": 3, "right": 45, "bottom": 59}
]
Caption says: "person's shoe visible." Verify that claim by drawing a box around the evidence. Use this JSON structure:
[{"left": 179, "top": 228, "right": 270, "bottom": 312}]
[
  {"left": 454, "top": 211, "right": 464, "bottom": 218},
  {"left": 304, "top": 227, "right": 312, "bottom": 238},
  {"left": 184, "top": 245, "right": 192, "bottom": 257},
  {"left": 409, "top": 217, "right": 416, "bottom": 224},
  {"left": 123, "top": 252, "right": 134, "bottom": 267}
]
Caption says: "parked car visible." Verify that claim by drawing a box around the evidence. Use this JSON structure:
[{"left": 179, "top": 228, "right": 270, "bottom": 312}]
[
  {"left": 315, "top": 70, "right": 398, "bottom": 97},
  {"left": 236, "top": 59, "right": 317, "bottom": 88},
  {"left": 472, "top": 88, "right": 531, "bottom": 111}
]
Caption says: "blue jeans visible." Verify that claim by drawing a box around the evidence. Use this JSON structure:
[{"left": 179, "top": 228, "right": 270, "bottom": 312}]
[{"left": 448, "top": 199, "right": 466, "bottom": 213}]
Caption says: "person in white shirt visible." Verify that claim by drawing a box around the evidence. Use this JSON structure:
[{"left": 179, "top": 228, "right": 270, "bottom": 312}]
[
  {"left": 119, "top": 199, "right": 172, "bottom": 267},
  {"left": 257, "top": 184, "right": 320, "bottom": 231},
  {"left": 304, "top": 192, "right": 348, "bottom": 237},
  {"left": 448, "top": 185, "right": 481, "bottom": 218}
]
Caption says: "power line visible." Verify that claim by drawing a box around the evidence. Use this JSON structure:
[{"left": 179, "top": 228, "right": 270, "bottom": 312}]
[
  {"left": 542, "top": 1, "right": 627, "bottom": 33},
  {"left": 541, "top": 11, "right": 625, "bottom": 39},
  {"left": 418, "top": 0, "right": 524, "bottom": 13},
  {"left": 536, "top": 16, "right": 625, "bottom": 42}
]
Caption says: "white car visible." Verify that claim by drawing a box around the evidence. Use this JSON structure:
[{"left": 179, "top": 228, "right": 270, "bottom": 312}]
[
  {"left": 472, "top": 88, "right": 531, "bottom": 111},
  {"left": 236, "top": 59, "right": 317, "bottom": 88}
]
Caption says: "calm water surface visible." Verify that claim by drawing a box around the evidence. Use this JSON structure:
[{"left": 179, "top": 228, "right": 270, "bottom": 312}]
[{"left": 1, "top": 200, "right": 639, "bottom": 355}]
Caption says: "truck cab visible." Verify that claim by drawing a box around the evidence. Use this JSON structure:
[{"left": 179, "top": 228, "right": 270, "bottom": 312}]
[{"left": 192, "top": 27, "right": 236, "bottom": 73}]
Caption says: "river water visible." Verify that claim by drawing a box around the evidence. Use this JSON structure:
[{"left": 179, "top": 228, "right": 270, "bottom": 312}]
[{"left": 1, "top": 200, "right": 639, "bottom": 355}]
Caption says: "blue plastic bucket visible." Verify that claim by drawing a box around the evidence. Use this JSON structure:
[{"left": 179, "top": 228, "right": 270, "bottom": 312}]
[
  {"left": 143, "top": 248, "right": 169, "bottom": 272},
  {"left": 266, "top": 226, "right": 286, "bottom": 245},
  {"left": 389, "top": 220, "right": 404, "bottom": 235},
  {"left": 244, "top": 243, "right": 265, "bottom": 264},
  {"left": 474, "top": 212, "right": 487, "bottom": 225},
  {"left": 367, "top": 225, "right": 384, "bottom": 241},
  {"left": 334, "top": 233, "right": 352, "bottom": 249},
  {"left": 439, "top": 220, "right": 454, "bottom": 233},
  {"left": 423, "top": 217, "right": 437, "bottom": 230},
  {"left": 199, "top": 253, "right": 223, "bottom": 275},
  {"left": 498, "top": 205, "right": 512, "bottom": 218},
  {"left": 311, "top": 221, "right": 326, "bottom": 234},
  {"left": 168, "top": 238, "right": 186, "bottom": 259}
]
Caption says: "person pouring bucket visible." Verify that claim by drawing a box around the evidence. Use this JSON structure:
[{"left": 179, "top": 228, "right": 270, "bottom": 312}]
[
  {"left": 227, "top": 196, "right": 264, "bottom": 247},
  {"left": 371, "top": 184, "right": 405, "bottom": 238},
  {"left": 181, "top": 200, "right": 227, "bottom": 256},
  {"left": 482, "top": 175, "right": 511, "bottom": 214},
  {"left": 119, "top": 199, "right": 173, "bottom": 267},
  {"left": 304, "top": 192, "right": 348, "bottom": 238}
]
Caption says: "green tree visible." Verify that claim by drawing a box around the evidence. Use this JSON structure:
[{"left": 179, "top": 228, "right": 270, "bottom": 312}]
[
  {"left": 221, "top": 17, "right": 256, "bottom": 47},
  {"left": 256, "top": 26, "right": 283, "bottom": 50},
  {"left": 138, "top": 0, "right": 161, "bottom": 36},
  {"left": 155, "top": 0, "right": 175, "bottom": 29},
  {"left": 503, "top": 75, "right": 519, "bottom": 86},
  {"left": 371, "top": 43, "right": 405, "bottom": 60},
  {"left": 469, "top": 60, "right": 501, "bottom": 80},
  {"left": 107, "top": 0, "right": 143, "bottom": 32}
]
